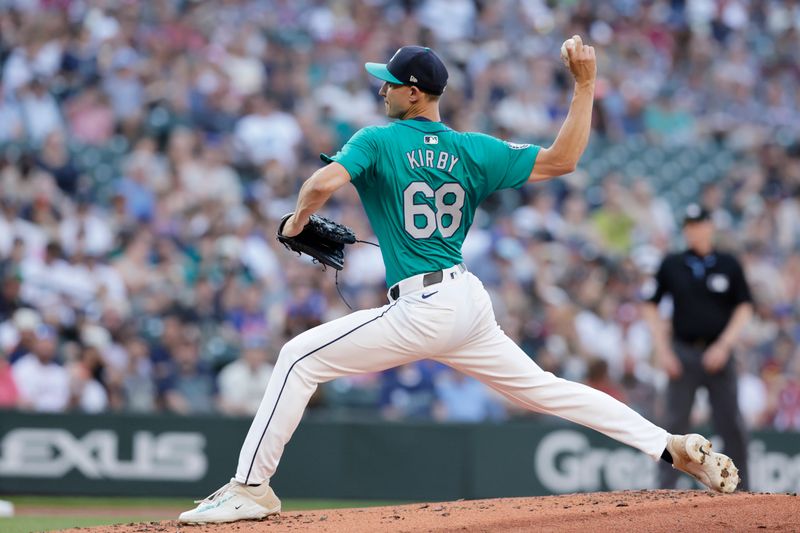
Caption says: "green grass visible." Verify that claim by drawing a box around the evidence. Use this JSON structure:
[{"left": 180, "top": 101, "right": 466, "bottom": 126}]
[
  {"left": 0, "top": 496, "right": 407, "bottom": 532},
  {"left": 1, "top": 516, "right": 159, "bottom": 533},
  {"left": 4, "top": 495, "right": 191, "bottom": 508}
]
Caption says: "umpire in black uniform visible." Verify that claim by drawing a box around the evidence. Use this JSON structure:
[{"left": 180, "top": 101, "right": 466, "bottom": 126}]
[{"left": 642, "top": 203, "right": 753, "bottom": 490}]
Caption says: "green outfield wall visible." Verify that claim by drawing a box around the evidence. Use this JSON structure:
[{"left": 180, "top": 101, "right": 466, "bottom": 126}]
[{"left": 1, "top": 411, "right": 798, "bottom": 499}]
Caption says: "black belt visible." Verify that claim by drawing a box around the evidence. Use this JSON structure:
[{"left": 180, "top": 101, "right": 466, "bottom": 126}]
[
  {"left": 675, "top": 338, "right": 712, "bottom": 349},
  {"left": 389, "top": 263, "right": 465, "bottom": 300}
]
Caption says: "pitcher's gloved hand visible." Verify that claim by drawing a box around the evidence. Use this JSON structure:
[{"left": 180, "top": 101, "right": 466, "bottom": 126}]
[{"left": 277, "top": 213, "right": 357, "bottom": 270}]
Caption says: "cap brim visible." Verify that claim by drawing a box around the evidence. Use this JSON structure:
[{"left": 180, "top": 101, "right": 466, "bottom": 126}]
[{"left": 364, "top": 62, "right": 403, "bottom": 84}]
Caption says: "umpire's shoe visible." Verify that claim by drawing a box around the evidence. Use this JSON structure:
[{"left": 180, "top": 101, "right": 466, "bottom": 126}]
[
  {"left": 178, "top": 478, "right": 281, "bottom": 523},
  {"left": 667, "top": 434, "right": 740, "bottom": 493}
]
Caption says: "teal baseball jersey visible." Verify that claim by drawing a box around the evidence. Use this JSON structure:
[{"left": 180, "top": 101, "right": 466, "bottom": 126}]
[{"left": 328, "top": 119, "right": 540, "bottom": 286}]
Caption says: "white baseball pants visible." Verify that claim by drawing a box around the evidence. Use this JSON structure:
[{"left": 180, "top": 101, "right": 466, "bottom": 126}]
[{"left": 236, "top": 265, "right": 669, "bottom": 485}]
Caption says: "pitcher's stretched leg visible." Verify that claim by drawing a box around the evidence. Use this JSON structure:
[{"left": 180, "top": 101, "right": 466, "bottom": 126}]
[
  {"left": 439, "top": 321, "right": 669, "bottom": 459},
  {"left": 180, "top": 289, "right": 457, "bottom": 524},
  {"left": 440, "top": 288, "right": 740, "bottom": 492}
]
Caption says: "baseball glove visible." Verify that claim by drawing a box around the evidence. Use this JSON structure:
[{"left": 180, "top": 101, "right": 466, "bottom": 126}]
[{"left": 277, "top": 213, "right": 357, "bottom": 270}]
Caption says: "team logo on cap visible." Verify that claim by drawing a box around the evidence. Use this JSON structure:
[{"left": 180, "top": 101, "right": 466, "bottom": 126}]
[
  {"left": 686, "top": 204, "right": 702, "bottom": 218},
  {"left": 424, "top": 135, "right": 438, "bottom": 145},
  {"left": 410, "top": 75, "right": 418, "bottom": 83}
]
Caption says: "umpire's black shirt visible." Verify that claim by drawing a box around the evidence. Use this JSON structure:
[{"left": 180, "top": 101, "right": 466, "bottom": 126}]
[{"left": 647, "top": 250, "right": 752, "bottom": 345}]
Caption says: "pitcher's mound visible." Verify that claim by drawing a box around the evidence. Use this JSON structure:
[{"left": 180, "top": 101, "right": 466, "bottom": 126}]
[{"left": 69, "top": 490, "right": 799, "bottom": 533}]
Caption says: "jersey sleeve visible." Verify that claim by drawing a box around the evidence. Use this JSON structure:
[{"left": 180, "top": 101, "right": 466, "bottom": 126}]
[
  {"left": 329, "top": 127, "right": 379, "bottom": 188},
  {"left": 472, "top": 134, "right": 541, "bottom": 195}
]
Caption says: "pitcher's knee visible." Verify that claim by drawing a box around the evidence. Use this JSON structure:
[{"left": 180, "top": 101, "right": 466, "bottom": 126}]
[
  {"left": 277, "top": 337, "right": 307, "bottom": 367},
  {"left": 276, "top": 337, "right": 323, "bottom": 383}
]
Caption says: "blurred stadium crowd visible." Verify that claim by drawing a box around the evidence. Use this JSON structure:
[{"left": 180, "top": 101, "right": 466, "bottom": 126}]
[{"left": 1, "top": 0, "right": 799, "bottom": 430}]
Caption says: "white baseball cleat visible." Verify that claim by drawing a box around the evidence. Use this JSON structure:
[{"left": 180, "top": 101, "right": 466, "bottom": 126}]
[
  {"left": 178, "top": 478, "right": 281, "bottom": 524},
  {"left": 667, "top": 434, "right": 739, "bottom": 493}
]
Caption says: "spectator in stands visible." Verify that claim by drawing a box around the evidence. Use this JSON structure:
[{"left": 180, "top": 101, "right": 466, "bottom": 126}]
[
  {"left": 283, "top": 280, "right": 326, "bottom": 339},
  {"left": 64, "top": 82, "right": 115, "bottom": 146},
  {"left": 591, "top": 177, "right": 636, "bottom": 255},
  {"left": 0, "top": 84, "right": 23, "bottom": 142},
  {"left": 117, "top": 159, "right": 157, "bottom": 223},
  {"left": 35, "top": 131, "right": 82, "bottom": 197},
  {"left": 117, "top": 338, "right": 156, "bottom": 413},
  {"left": 3, "top": 235, "right": 27, "bottom": 277},
  {"left": 11, "top": 326, "right": 69, "bottom": 412},
  {"left": 113, "top": 230, "right": 159, "bottom": 294},
  {"left": 233, "top": 95, "right": 302, "bottom": 169},
  {"left": 701, "top": 183, "right": 734, "bottom": 232},
  {"left": 102, "top": 48, "right": 144, "bottom": 130},
  {"left": 1, "top": 307, "right": 40, "bottom": 364},
  {"left": 19, "top": 242, "right": 69, "bottom": 311},
  {"left": 619, "top": 355, "right": 658, "bottom": 420},
  {"left": 434, "top": 369, "right": 507, "bottom": 423},
  {"left": 148, "top": 312, "right": 186, "bottom": 387},
  {"left": 574, "top": 294, "right": 626, "bottom": 378},
  {"left": 630, "top": 180, "right": 676, "bottom": 247},
  {"left": 18, "top": 77, "right": 64, "bottom": 145},
  {"left": 226, "top": 284, "right": 269, "bottom": 344},
  {"left": 196, "top": 140, "right": 243, "bottom": 207},
  {"left": 218, "top": 340, "right": 274, "bottom": 417},
  {"left": 737, "top": 358, "right": 769, "bottom": 430},
  {"left": 560, "top": 192, "right": 598, "bottom": 246},
  {"left": 22, "top": 173, "right": 62, "bottom": 236},
  {"left": 78, "top": 251, "right": 128, "bottom": 314},
  {"left": 161, "top": 338, "right": 217, "bottom": 415},
  {"left": 59, "top": 197, "right": 113, "bottom": 257},
  {"left": 584, "top": 358, "right": 626, "bottom": 403},
  {"left": 67, "top": 344, "right": 108, "bottom": 413},
  {"left": 772, "top": 355, "right": 800, "bottom": 431},
  {"left": 380, "top": 362, "right": 439, "bottom": 421},
  {"left": 0, "top": 205, "right": 20, "bottom": 263}
]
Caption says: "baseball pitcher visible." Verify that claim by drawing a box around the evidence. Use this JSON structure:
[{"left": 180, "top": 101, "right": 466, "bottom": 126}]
[{"left": 180, "top": 38, "right": 739, "bottom": 524}]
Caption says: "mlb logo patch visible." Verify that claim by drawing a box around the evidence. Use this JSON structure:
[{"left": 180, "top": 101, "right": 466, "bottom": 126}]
[
  {"left": 424, "top": 135, "right": 438, "bottom": 145},
  {"left": 505, "top": 141, "right": 531, "bottom": 150}
]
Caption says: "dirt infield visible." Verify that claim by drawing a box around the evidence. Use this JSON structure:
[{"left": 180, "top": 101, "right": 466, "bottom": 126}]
[{"left": 63, "top": 490, "right": 798, "bottom": 533}]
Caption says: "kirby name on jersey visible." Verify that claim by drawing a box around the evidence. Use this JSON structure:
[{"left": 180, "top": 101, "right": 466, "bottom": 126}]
[{"left": 405, "top": 148, "right": 460, "bottom": 173}]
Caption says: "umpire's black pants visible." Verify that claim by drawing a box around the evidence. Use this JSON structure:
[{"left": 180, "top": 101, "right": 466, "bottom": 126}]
[{"left": 659, "top": 340, "right": 749, "bottom": 490}]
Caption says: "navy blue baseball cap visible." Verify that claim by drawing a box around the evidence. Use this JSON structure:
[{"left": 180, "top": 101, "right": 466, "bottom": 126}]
[{"left": 365, "top": 46, "right": 448, "bottom": 95}]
